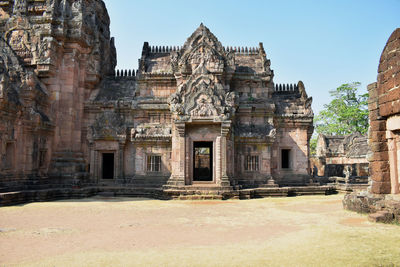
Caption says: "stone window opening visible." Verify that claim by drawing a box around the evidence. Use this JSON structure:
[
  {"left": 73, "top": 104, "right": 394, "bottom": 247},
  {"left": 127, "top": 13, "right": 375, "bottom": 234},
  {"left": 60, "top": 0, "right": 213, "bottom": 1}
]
[
  {"left": 147, "top": 155, "right": 161, "bottom": 172},
  {"left": 281, "top": 149, "right": 291, "bottom": 169},
  {"left": 244, "top": 155, "right": 259, "bottom": 172}
]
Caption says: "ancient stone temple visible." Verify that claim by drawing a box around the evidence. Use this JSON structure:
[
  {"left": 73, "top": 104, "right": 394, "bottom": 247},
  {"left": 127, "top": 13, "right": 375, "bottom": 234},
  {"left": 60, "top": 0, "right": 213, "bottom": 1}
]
[
  {"left": 0, "top": 0, "right": 317, "bottom": 201},
  {"left": 344, "top": 28, "right": 400, "bottom": 223}
]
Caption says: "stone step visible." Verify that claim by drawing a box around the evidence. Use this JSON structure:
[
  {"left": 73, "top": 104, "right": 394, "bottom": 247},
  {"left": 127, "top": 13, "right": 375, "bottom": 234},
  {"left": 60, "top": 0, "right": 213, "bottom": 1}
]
[
  {"left": 177, "top": 195, "right": 223, "bottom": 200},
  {"left": 97, "top": 192, "right": 115, "bottom": 197},
  {"left": 173, "top": 185, "right": 232, "bottom": 191}
]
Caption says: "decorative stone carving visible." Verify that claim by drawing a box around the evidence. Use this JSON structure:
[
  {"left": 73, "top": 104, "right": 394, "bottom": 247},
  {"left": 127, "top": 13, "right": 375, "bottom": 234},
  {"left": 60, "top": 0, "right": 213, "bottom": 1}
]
[
  {"left": 343, "top": 165, "right": 352, "bottom": 184},
  {"left": 13, "top": 0, "right": 27, "bottom": 14},
  {"left": 7, "top": 29, "right": 32, "bottom": 61},
  {"left": 234, "top": 124, "right": 276, "bottom": 140},
  {"left": 175, "top": 23, "right": 234, "bottom": 75},
  {"left": 89, "top": 112, "right": 126, "bottom": 141},
  {"left": 167, "top": 24, "right": 238, "bottom": 122},
  {"left": 0, "top": 57, "right": 8, "bottom": 99},
  {"left": 132, "top": 124, "right": 172, "bottom": 139}
]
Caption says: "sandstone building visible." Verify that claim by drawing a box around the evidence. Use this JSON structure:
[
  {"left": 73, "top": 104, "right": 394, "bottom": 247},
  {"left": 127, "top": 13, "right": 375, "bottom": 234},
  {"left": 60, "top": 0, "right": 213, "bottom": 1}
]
[
  {"left": 344, "top": 28, "right": 400, "bottom": 222},
  {"left": 0, "top": 0, "right": 315, "bottom": 197},
  {"left": 311, "top": 133, "right": 369, "bottom": 180}
]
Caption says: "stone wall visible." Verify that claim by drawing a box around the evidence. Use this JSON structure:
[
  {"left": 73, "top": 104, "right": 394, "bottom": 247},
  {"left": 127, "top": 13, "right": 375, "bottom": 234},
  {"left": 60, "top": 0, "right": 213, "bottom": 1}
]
[
  {"left": 368, "top": 28, "right": 400, "bottom": 194},
  {"left": 343, "top": 28, "right": 400, "bottom": 223},
  {"left": 0, "top": 0, "right": 116, "bottom": 187}
]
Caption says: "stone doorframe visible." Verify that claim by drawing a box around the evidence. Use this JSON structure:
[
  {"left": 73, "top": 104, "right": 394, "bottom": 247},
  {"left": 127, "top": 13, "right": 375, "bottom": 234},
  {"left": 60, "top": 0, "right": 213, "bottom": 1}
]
[
  {"left": 89, "top": 141, "right": 124, "bottom": 183},
  {"left": 191, "top": 141, "right": 214, "bottom": 183},
  {"left": 167, "top": 121, "right": 231, "bottom": 187},
  {"left": 387, "top": 115, "right": 400, "bottom": 194}
]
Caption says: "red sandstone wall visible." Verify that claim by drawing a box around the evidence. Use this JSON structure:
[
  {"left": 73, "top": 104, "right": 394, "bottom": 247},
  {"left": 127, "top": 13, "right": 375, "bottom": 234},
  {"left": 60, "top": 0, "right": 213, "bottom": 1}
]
[{"left": 368, "top": 28, "right": 400, "bottom": 194}]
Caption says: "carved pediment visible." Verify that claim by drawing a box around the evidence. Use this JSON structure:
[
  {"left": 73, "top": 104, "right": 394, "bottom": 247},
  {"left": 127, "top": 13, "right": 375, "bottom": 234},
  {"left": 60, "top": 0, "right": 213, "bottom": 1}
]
[
  {"left": 168, "top": 24, "right": 238, "bottom": 122},
  {"left": 89, "top": 111, "right": 126, "bottom": 140},
  {"left": 168, "top": 73, "right": 237, "bottom": 122},
  {"left": 171, "top": 24, "right": 234, "bottom": 76}
]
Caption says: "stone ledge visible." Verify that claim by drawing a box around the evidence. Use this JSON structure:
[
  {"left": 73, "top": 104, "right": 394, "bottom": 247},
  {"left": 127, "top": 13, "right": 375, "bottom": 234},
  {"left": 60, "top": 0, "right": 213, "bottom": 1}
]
[{"left": 0, "top": 185, "right": 338, "bottom": 206}]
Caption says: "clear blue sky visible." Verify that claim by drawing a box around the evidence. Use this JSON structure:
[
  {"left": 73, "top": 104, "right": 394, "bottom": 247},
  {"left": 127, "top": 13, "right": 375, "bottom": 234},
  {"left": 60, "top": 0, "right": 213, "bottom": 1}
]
[{"left": 103, "top": 0, "right": 400, "bottom": 115}]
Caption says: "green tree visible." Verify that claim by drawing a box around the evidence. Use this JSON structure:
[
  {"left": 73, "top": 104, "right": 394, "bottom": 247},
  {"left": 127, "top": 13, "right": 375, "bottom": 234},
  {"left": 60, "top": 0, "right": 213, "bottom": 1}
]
[
  {"left": 310, "top": 136, "right": 318, "bottom": 156},
  {"left": 314, "top": 82, "right": 369, "bottom": 136}
]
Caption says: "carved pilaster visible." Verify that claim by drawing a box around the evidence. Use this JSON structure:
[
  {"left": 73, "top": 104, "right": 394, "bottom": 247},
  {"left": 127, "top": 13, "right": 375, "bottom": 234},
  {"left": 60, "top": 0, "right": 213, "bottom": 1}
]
[
  {"left": 89, "top": 142, "right": 95, "bottom": 180},
  {"left": 219, "top": 121, "right": 231, "bottom": 187},
  {"left": 176, "top": 122, "right": 186, "bottom": 137},
  {"left": 387, "top": 131, "right": 399, "bottom": 194},
  {"left": 166, "top": 122, "right": 185, "bottom": 187},
  {"left": 118, "top": 142, "right": 125, "bottom": 182}
]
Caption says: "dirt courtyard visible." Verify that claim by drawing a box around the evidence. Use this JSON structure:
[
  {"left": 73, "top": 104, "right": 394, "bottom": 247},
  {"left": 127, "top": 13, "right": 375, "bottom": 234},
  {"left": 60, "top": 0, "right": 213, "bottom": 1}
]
[{"left": 1, "top": 194, "right": 399, "bottom": 266}]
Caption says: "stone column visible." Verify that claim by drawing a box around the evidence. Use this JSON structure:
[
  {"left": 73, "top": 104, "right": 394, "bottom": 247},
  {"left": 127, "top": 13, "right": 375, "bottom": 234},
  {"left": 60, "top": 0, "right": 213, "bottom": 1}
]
[
  {"left": 94, "top": 150, "right": 99, "bottom": 181},
  {"left": 397, "top": 137, "right": 400, "bottom": 192},
  {"left": 166, "top": 122, "right": 185, "bottom": 187},
  {"left": 118, "top": 142, "right": 125, "bottom": 182},
  {"left": 219, "top": 122, "right": 231, "bottom": 187},
  {"left": 215, "top": 136, "right": 221, "bottom": 183},
  {"left": 89, "top": 142, "right": 95, "bottom": 181},
  {"left": 387, "top": 131, "right": 399, "bottom": 194}
]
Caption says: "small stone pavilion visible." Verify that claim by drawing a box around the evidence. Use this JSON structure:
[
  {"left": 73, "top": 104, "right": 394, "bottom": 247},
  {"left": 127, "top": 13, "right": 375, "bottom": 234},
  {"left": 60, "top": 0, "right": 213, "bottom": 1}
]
[
  {"left": 0, "top": 0, "right": 322, "bottom": 202},
  {"left": 311, "top": 133, "right": 369, "bottom": 181}
]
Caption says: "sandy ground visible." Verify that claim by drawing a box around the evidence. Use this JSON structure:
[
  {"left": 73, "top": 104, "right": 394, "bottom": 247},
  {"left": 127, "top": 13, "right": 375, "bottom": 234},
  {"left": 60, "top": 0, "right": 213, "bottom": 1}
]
[{"left": 1, "top": 194, "right": 400, "bottom": 267}]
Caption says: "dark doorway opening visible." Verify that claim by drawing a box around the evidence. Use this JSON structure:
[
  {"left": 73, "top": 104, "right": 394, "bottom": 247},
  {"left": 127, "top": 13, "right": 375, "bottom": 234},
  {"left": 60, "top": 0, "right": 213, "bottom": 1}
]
[
  {"left": 193, "top": 142, "right": 213, "bottom": 181},
  {"left": 281, "top": 149, "right": 290, "bottom": 169},
  {"left": 102, "top": 153, "right": 114, "bottom": 179}
]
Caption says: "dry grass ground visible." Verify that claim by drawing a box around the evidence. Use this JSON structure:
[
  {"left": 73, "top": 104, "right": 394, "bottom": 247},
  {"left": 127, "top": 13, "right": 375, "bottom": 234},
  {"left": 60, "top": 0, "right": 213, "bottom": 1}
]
[{"left": 1, "top": 194, "right": 399, "bottom": 266}]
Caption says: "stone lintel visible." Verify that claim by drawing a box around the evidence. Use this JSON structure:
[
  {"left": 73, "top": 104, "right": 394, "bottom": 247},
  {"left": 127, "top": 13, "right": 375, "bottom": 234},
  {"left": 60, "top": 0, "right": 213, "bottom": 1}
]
[{"left": 387, "top": 115, "right": 400, "bottom": 132}]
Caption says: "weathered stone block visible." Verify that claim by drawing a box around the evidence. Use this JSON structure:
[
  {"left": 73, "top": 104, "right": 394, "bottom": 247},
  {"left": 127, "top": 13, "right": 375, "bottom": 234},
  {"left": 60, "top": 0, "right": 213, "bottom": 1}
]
[
  {"left": 369, "top": 120, "right": 387, "bottom": 132},
  {"left": 368, "top": 151, "right": 389, "bottom": 162},
  {"left": 370, "top": 181, "right": 391, "bottom": 194},
  {"left": 369, "top": 141, "right": 388, "bottom": 152},
  {"left": 370, "top": 170, "right": 391, "bottom": 182},
  {"left": 370, "top": 161, "right": 390, "bottom": 173}
]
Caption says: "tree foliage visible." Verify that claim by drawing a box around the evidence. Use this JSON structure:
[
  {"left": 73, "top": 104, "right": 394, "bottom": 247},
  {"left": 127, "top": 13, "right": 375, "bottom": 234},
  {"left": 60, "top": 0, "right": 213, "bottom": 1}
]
[
  {"left": 310, "top": 136, "right": 318, "bottom": 156},
  {"left": 314, "top": 82, "right": 369, "bottom": 136}
]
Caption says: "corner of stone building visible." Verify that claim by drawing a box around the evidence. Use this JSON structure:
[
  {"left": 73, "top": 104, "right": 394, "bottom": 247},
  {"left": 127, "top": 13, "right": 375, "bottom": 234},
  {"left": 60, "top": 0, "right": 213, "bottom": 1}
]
[{"left": 343, "top": 28, "right": 400, "bottom": 224}]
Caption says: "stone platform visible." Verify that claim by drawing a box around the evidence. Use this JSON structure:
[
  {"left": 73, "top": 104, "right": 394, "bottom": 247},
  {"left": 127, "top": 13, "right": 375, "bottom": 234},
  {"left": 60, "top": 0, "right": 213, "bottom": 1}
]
[
  {"left": 328, "top": 183, "right": 369, "bottom": 193},
  {"left": 0, "top": 185, "right": 337, "bottom": 206}
]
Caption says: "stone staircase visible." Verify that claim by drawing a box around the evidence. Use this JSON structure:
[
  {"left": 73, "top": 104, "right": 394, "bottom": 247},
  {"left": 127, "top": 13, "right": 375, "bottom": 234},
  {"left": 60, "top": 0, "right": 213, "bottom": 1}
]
[
  {"left": 163, "top": 184, "right": 234, "bottom": 200},
  {"left": 129, "top": 176, "right": 169, "bottom": 188}
]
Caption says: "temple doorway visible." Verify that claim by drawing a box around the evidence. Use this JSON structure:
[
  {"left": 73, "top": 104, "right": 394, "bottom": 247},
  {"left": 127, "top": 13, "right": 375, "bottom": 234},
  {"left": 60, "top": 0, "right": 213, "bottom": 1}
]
[
  {"left": 102, "top": 153, "right": 114, "bottom": 179},
  {"left": 193, "top": 142, "right": 213, "bottom": 181}
]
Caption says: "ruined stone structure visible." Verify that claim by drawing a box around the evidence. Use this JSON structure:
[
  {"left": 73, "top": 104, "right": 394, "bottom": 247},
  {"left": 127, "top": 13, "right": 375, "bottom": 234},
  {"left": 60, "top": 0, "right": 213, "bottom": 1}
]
[
  {"left": 344, "top": 28, "right": 400, "bottom": 223},
  {"left": 311, "top": 133, "right": 369, "bottom": 181},
  {"left": 0, "top": 0, "right": 323, "bottom": 202}
]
